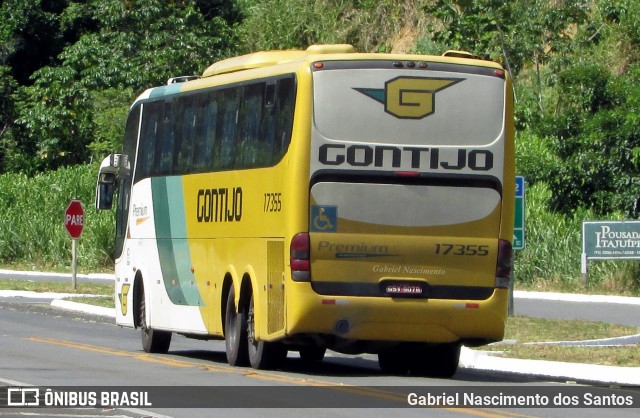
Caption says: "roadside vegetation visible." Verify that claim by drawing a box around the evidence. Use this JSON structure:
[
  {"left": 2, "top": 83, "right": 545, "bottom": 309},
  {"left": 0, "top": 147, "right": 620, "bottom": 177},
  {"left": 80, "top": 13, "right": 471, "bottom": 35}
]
[
  {"left": 489, "top": 316, "right": 640, "bottom": 367},
  {"left": 0, "top": 278, "right": 114, "bottom": 308},
  {"left": 0, "top": 278, "right": 112, "bottom": 296},
  {"left": 0, "top": 165, "right": 113, "bottom": 272},
  {"left": 2, "top": 164, "right": 638, "bottom": 295},
  {"left": 0, "top": 279, "right": 115, "bottom": 308}
]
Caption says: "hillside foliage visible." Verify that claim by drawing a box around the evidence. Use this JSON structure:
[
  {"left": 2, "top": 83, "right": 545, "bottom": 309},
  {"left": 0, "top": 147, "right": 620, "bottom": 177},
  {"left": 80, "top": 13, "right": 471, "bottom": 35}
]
[{"left": 1, "top": 0, "right": 640, "bottom": 291}]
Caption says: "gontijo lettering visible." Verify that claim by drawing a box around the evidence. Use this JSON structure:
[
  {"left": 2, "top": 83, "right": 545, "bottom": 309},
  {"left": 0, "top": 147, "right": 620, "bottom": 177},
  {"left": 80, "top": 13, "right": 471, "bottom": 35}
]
[
  {"left": 196, "top": 187, "right": 243, "bottom": 223},
  {"left": 319, "top": 145, "right": 493, "bottom": 171}
]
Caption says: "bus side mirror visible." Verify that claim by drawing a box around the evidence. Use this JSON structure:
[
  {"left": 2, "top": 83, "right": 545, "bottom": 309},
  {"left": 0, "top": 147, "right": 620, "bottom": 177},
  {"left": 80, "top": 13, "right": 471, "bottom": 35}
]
[
  {"left": 95, "top": 154, "right": 123, "bottom": 210},
  {"left": 96, "top": 176, "right": 115, "bottom": 210}
]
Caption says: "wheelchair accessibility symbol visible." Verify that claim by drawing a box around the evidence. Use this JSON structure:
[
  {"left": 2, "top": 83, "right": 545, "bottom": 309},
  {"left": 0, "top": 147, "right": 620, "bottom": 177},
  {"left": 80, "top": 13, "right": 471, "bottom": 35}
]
[{"left": 311, "top": 205, "right": 337, "bottom": 232}]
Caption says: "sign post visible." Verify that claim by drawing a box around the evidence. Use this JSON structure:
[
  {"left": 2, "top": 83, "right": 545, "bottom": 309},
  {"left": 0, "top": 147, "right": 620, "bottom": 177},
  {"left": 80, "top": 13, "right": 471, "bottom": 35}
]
[
  {"left": 64, "top": 199, "right": 85, "bottom": 290},
  {"left": 513, "top": 176, "right": 525, "bottom": 250},
  {"left": 508, "top": 176, "right": 525, "bottom": 316}
]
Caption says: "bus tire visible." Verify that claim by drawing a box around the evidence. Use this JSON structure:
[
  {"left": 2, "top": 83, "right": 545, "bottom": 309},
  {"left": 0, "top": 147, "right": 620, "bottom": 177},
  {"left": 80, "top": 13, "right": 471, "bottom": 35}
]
[
  {"left": 139, "top": 283, "right": 172, "bottom": 354},
  {"left": 378, "top": 344, "right": 411, "bottom": 375},
  {"left": 299, "top": 346, "right": 326, "bottom": 362},
  {"left": 247, "top": 294, "right": 287, "bottom": 369},
  {"left": 410, "top": 343, "right": 461, "bottom": 378},
  {"left": 225, "top": 286, "right": 249, "bottom": 366}
]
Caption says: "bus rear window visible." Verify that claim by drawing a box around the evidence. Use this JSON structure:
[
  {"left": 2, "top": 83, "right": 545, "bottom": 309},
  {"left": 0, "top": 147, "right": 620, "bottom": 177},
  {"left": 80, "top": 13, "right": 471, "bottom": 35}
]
[{"left": 313, "top": 66, "right": 505, "bottom": 147}]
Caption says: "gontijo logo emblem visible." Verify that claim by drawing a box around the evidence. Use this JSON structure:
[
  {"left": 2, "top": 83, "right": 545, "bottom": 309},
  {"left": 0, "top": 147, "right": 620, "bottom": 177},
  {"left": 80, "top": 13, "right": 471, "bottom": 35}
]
[{"left": 354, "top": 76, "right": 463, "bottom": 119}]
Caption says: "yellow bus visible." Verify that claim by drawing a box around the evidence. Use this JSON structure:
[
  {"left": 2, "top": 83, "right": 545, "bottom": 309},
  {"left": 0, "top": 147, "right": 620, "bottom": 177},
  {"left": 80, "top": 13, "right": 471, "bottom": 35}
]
[{"left": 95, "top": 44, "right": 515, "bottom": 377}]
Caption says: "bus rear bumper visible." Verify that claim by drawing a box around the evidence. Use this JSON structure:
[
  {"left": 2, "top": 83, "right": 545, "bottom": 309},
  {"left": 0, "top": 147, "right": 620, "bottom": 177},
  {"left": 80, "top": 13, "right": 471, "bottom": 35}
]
[{"left": 285, "top": 285, "right": 508, "bottom": 347}]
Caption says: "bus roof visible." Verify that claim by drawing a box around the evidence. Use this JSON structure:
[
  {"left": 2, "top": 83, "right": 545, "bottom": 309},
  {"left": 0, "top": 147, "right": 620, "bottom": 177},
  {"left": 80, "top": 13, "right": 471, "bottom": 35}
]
[
  {"left": 201, "top": 44, "right": 502, "bottom": 79},
  {"left": 202, "top": 44, "right": 356, "bottom": 77}
]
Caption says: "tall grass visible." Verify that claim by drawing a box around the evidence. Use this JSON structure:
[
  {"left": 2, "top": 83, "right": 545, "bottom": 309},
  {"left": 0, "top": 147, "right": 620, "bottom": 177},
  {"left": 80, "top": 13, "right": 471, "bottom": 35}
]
[
  {"left": 0, "top": 165, "right": 114, "bottom": 271},
  {"left": 514, "top": 182, "right": 640, "bottom": 294},
  {"left": 236, "top": 0, "right": 423, "bottom": 53},
  {"left": 1, "top": 164, "right": 638, "bottom": 294},
  {"left": 514, "top": 127, "right": 640, "bottom": 295}
]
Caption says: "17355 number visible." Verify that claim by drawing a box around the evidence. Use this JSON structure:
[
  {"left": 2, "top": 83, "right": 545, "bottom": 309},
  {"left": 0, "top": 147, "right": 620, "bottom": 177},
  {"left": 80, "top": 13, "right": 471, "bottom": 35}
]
[{"left": 435, "top": 244, "right": 489, "bottom": 256}]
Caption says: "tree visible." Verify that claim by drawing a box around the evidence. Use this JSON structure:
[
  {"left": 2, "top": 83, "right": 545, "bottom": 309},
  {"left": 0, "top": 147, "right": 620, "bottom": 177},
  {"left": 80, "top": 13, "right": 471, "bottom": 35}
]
[
  {"left": 0, "top": 65, "right": 18, "bottom": 170},
  {"left": 0, "top": 0, "right": 71, "bottom": 171},
  {"left": 538, "top": 63, "right": 640, "bottom": 217},
  {"left": 3, "top": 0, "right": 235, "bottom": 173},
  {"left": 0, "top": 0, "right": 70, "bottom": 85}
]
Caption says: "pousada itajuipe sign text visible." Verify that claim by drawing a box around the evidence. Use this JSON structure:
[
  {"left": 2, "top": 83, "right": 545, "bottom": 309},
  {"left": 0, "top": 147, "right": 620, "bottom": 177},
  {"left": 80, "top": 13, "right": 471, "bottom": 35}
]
[{"left": 583, "top": 221, "right": 640, "bottom": 260}]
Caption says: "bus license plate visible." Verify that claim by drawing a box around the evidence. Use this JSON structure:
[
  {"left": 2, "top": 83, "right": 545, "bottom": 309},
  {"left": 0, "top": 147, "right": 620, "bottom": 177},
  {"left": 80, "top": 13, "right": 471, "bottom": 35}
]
[{"left": 383, "top": 281, "right": 427, "bottom": 297}]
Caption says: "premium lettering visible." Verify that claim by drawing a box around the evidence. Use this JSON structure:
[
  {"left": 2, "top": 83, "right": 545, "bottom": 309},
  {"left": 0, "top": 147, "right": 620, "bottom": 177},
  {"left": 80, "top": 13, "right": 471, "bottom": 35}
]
[{"left": 318, "top": 240, "right": 389, "bottom": 255}]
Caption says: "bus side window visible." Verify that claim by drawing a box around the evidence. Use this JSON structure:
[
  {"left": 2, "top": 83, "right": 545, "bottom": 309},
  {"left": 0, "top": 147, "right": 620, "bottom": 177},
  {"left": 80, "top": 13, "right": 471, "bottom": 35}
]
[
  {"left": 193, "top": 92, "right": 218, "bottom": 172},
  {"left": 175, "top": 96, "right": 196, "bottom": 174},
  {"left": 260, "top": 82, "right": 277, "bottom": 166},
  {"left": 157, "top": 100, "right": 175, "bottom": 175},
  {"left": 274, "top": 76, "right": 295, "bottom": 163},
  {"left": 115, "top": 105, "right": 140, "bottom": 258},
  {"left": 137, "top": 101, "right": 162, "bottom": 179},
  {"left": 218, "top": 88, "right": 239, "bottom": 170},
  {"left": 236, "top": 82, "right": 263, "bottom": 168}
]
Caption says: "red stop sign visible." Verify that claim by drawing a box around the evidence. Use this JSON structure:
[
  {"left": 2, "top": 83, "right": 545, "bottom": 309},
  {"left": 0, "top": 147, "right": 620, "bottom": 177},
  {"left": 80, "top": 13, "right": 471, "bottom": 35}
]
[{"left": 64, "top": 199, "right": 85, "bottom": 239}]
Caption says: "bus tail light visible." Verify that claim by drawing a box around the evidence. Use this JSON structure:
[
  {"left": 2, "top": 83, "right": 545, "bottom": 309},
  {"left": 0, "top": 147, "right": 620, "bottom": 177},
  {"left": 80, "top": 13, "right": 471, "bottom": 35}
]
[
  {"left": 495, "top": 239, "right": 513, "bottom": 288},
  {"left": 291, "top": 232, "right": 311, "bottom": 282}
]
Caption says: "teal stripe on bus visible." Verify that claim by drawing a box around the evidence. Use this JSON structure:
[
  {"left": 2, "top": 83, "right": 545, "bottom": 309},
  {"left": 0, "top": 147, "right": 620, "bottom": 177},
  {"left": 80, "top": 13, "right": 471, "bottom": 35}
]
[{"left": 151, "top": 177, "right": 204, "bottom": 307}]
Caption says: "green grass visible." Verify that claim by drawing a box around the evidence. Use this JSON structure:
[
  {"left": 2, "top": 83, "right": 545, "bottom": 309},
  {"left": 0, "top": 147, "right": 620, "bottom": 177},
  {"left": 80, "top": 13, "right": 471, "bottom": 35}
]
[
  {"left": 504, "top": 316, "right": 638, "bottom": 342},
  {"left": 490, "top": 344, "right": 640, "bottom": 367},
  {"left": 485, "top": 316, "right": 640, "bottom": 367},
  {"left": 0, "top": 278, "right": 114, "bottom": 308},
  {"left": 0, "top": 278, "right": 113, "bottom": 296},
  {"left": 512, "top": 182, "right": 640, "bottom": 296},
  {"left": 0, "top": 165, "right": 115, "bottom": 271},
  {"left": 66, "top": 295, "right": 115, "bottom": 308}
]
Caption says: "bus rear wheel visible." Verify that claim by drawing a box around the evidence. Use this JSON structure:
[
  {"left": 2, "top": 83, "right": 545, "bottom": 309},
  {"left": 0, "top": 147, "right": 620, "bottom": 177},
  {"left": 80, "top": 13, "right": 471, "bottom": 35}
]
[
  {"left": 139, "top": 283, "right": 171, "bottom": 354},
  {"left": 299, "top": 346, "right": 326, "bottom": 363},
  {"left": 378, "top": 344, "right": 412, "bottom": 375},
  {"left": 378, "top": 342, "right": 460, "bottom": 378},
  {"left": 224, "top": 286, "right": 249, "bottom": 366},
  {"left": 247, "top": 294, "right": 287, "bottom": 369},
  {"left": 410, "top": 343, "right": 461, "bottom": 378}
]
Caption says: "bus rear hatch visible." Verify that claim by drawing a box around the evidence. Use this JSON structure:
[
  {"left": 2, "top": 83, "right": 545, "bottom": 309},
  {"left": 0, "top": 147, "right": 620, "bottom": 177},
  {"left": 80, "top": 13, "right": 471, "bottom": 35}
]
[{"left": 307, "top": 59, "right": 508, "bottom": 300}]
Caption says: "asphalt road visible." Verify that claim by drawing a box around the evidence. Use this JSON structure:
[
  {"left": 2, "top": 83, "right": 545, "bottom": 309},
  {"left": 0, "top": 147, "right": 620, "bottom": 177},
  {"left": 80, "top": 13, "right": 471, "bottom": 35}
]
[
  {"left": 1, "top": 294, "right": 640, "bottom": 417},
  {"left": 2, "top": 270, "right": 640, "bottom": 416}
]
